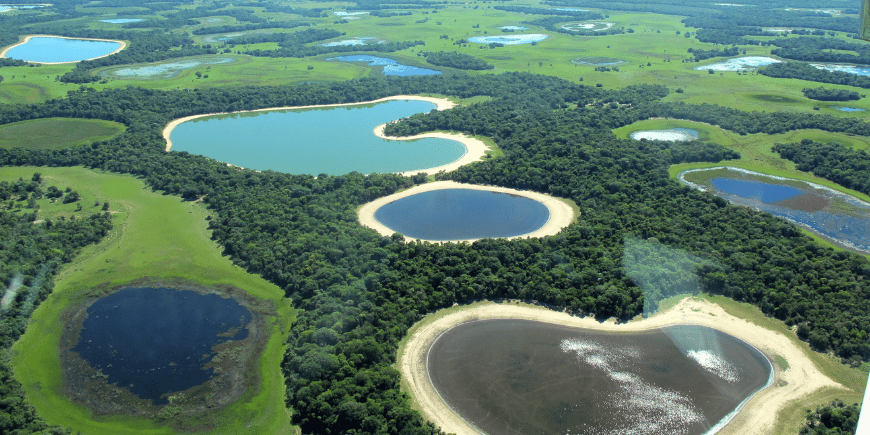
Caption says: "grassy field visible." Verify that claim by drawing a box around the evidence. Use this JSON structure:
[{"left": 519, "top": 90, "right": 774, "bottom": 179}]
[
  {"left": 0, "top": 117, "right": 125, "bottom": 150},
  {"left": 3, "top": 166, "right": 296, "bottom": 435}
]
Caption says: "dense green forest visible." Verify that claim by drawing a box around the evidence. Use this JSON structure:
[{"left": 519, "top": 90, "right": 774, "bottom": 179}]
[
  {"left": 1, "top": 73, "right": 869, "bottom": 433},
  {"left": 802, "top": 87, "right": 864, "bottom": 101},
  {"left": 0, "top": 175, "right": 112, "bottom": 434},
  {"left": 773, "top": 140, "right": 870, "bottom": 196},
  {"left": 759, "top": 62, "right": 870, "bottom": 89},
  {"left": 421, "top": 51, "right": 493, "bottom": 70},
  {"left": 801, "top": 400, "right": 862, "bottom": 435}
]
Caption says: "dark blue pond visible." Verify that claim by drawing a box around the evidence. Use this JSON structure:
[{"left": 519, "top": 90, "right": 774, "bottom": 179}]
[
  {"left": 374, "top": 189, "right": 550, "bottom": 240},
  {"left": 329, "top": 55, "right": 441, "bottom": 76},
  {"left": 72, "top": 287, "right": 251, "bottom": 404},
  {"left": 710, "top": 178, "right": 803, "bottom": 203}
]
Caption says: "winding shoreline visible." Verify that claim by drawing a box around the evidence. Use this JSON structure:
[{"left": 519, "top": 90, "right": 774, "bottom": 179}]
[
  {"left": 398, "top": 299, "right": 843, "bottom": 435},
  {"left": 0, "top": 34, "right": 127, "bottom": 64},
  {"left": 162, "top": 96, "right": 489, "bottom": 176},
  {"left": 356, "top": 180, "right": 576, "bottom": 243}
]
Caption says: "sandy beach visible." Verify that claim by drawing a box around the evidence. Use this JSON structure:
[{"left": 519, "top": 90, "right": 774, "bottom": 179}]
[
  {"left": 398, "top": 298, "right": 844, "bottom": 435},
  {"left": 0, "top": 34, "right": 127, "bottom": 64},
  {"left": 161, "top": 95, "right": 489, "bottom": 175},
  {"left": 357, "top": 180, "right": 576, "bottom": 243}
]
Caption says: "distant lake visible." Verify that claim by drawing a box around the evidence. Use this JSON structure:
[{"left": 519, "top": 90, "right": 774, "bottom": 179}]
[
  {"left": 630, "top": 128, "right": 698, "bottom": 141},
  {"left": 812, "top": 63, "right": 870, "bottom": 77},
  {"left": 100, "top": 18, "right": 142, "bottom": 24},
  {"left": 835, "top": 107, "right": 866, "bottom": 112},
  {"left": 108, "top": 57, "right": 234, "bottom": 79},
  {"left": 329, "top": 55, "right": 441, "bottom": 76},
  {"left": 373, "top": 188, "right": 550, "bottom": 240},
  {"left": 429, "top": 320, "right": 771, "bottom": 435},
  {"left": 169, "top": 100, "right": 466, "bottom": 175},
  {"left": 469, "top": 34, "right": 548, "bottom": 45},
  {"left": 4, "top": 36, "right": 122, "bottom": 63},
  {"left": 695, "top": 56, "right": 781, "bottom": 71},
  {"left": 71, "top": 287, "right": 251, "bottom": 404},
  {"left": 680, "top": 167, "right": 870, "bottom": 253}
]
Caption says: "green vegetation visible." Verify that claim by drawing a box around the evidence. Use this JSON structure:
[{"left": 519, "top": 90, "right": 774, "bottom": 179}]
[
  {"left": 774, "top": 140, "right": 870, "bottom": 197},
  {"left": 0, "top": 118, "right": 125, "bottom": 150},
  {"left": 803, "top": 87, "right": 864, "bottom": 102},
  {"left": 800, "top": 400, "right": 861, "bottom": 434}
]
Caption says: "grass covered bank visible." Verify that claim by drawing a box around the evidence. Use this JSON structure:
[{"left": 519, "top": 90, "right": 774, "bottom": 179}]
[
  {"left": 0, "top": 118, "right": 125, "bottom": 150},
  {"left": 3, "top": 167, "right": 295, "bottom": 434}
]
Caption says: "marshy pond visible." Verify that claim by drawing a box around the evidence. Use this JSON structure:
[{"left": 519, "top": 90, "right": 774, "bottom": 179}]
[
  {"left": 373, "top": 188, "right": 550, "bottom": 241},
  {"left": 429, "top": 320, "right": 772, "bottom": 435},
  {"left": 168, "top": 99, "right": 465, "bottom": 175},
  {"left": 680, "top": 167, "right": 870, "bottom": 253},
  {"left": 573, "top": 56, "right": 625, "bottom": 66},
  {"left": 106, "top": 57, "right": 234, "bottom": 79},
  {"left": 468, "top": 34, "right": 548, "bottom": 45},
  {"left": 329, "top": 55, "right": 441, "bottom": 76},
  {"left": 695, "top": 56, "right": 781, "bottom": 71},
  {"left": 811, "top": 63, "right": 870, "bottom": 77},
  {"left": 630, "top": 128, "right": 698, "bottom": 141},
  {"left": 2, "top": 36, "right": 123, "bottom": 63}
]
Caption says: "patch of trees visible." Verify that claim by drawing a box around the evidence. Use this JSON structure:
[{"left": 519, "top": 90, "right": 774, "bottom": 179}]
[
  {"left": 800, "top": 399, "right": 861, "bottom": 435},
  {"left": 421, "top": 51, "right": 493, "bottom": 70},
  {"left": 802, "top": 87, "right": 863, "bottom": 101},
  {"left": 0, "top": 174, "right": 112, "bottom": 435},
  {"left": 1, "top": 73, "right": 870, "bottom": 433},
  {"left": 773, "top": 140, "right": 870, "bottom": 197},
  {"left": 768, "top": 37, "right": 870, "bottom": 65},
  {"left": 688, "top": 46, "right": 740, "bottom": 62},
  {"left": 758, "top": 62, "right": 870, "bottom": 89}
]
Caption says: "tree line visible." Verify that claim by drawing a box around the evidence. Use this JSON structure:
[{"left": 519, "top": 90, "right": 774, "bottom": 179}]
[
  {"left": 759, "top": 62, "right": 870, "bottom": 89},
  {"left": 773, "top": 140, "right": 870, "bottom": 196}
]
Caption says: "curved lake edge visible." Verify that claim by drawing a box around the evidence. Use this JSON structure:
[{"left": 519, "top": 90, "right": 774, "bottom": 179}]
[
  {"left": 678, "top": 166, "right": 870, "bottom": 254},
  {"left": 397, "top": 299, "right": 840, "bottom": 435},
  {"left": 57, "top": 277, "right": 275, "bottom": 425},
  {"left": 0, "top": 34, "right": 127, "bottom": 64},
  {"left": 163, "top": 95, "right": 489, "bottom": 176},
  {"left": 357, "top": 181, "right": 576, "bottom": 243}
]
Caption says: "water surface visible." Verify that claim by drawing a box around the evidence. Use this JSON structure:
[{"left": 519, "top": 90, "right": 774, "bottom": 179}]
[
  {"left": 4, "top": 36, "right": 122, "bottom": 63},
  {"left": 329, "top": 55, "right": 441, "bottom": 76},
  {"left": 108, "top": 57, "right": 233, "bottom": 79},
  {"left": 630, "top": 128, "right": 698, "bottom": 141},
  {"left": 812, "top": 63, "right": 870, "bottom": 77},
  {"left": 429, "top": 320, "right": 771, "bottom": 435},
  {"left": 72, "top": 287, "right": 251, "bottom": 404},
  {"left": 374, "top": 189, "right": 550, "bottom": 240},
  {"left": 469, "top": 34, "right": 548, "bottom": 45},
  {"left": 835, "top": 107, "right": 866, "bottom": 112},
  {"left": 695, "top": 56, "right": 780, "bottom": 71},
  {"left": 170, "top": 100, "right": 465, "bottom": 175},
  {"left": 100, "top": 18, "right": 142, "bottom": 24}
]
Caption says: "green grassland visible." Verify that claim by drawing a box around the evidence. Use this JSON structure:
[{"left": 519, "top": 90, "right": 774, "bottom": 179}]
[
  {"left": 3, "top": 167, "right": 295, "bottom": 435},
  {"left": 0, "top": 118, "right": 125, "bottom": 150}
]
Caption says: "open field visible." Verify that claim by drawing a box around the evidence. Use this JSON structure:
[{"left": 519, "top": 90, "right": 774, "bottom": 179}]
[
  {"left": 0, "top": 117, "right": 125, "bottom": 150},
  {"left": 3, "top": 167, "right": 295, "bottom": 435}
]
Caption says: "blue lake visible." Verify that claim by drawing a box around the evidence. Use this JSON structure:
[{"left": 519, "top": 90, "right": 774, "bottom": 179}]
[
  {"left": 374, "top": 189, "right": 550, "bottom": 240},
  {"left": 836, "top": 107, "right": 866, "bottom": 112},
  {"left": 682, "top": 168, "right": 870, "bottom": 253},
  {"left": 329, "top": 55, "right": 441, "bottom": 76},
  {"left": 169, "top": 100, "right": 466, "bottom": 175},
  {"left": 100, "top": 18, "right": 142, "bottom": 24},
  {"left": 4, "top": 36, "right": 122, "bottom": 63},
  {"left": 469, "top": 34, "right": 549, "bottom": 45},
  {"left": 72, "top": 287, "right": 251, "bottom": 404},
  {"left": 812, "top": 63, "right": 870, "bottom": 77}
]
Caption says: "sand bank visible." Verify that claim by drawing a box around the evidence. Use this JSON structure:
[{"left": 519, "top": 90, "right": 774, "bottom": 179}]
[
  {"left": 162, "top": 95, "right": 459, "bottom": 155},
  {"left": 372, "top": 124, "right": 489, "bottom": 176},
  {"left": 0, "top": 34, "right": 127, "bottom": 64},
  {"left": 357, "top": 180, "right": 576, "bottom": 243},
  {"left": 398, "top": 299, "right": 843, "bottom": 435}
]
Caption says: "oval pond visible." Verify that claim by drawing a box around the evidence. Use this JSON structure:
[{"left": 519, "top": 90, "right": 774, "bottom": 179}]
[
  {"left": 429, "top": 320, "right": 772, "bottom": 435},
  {"left": 373, "top": 188, "right": 550, "bottom": 241},
  {"left": 329, "top": 55, "right": 441, "bottom": 76},
  {"left": 3, "top": 36, "right": 123, "bottom": 63},
  {"left": 468, "top": 34, "right": 549, "bottom": 45},
  {"left": 630, "top": 128, "right": 698, "bottom": 141},
  {"left": 169, "top": 100, "right": 465, "bottom": 175}
]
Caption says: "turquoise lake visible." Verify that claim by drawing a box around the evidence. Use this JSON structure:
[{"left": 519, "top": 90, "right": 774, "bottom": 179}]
[
  {"left": 169, "top": 100, "right": 466, "bottom": 175},
  {"left": 4, "top": 36, "right": 122, "bottom": 63}
]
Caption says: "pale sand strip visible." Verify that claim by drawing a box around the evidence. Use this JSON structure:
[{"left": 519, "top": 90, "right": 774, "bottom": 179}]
[
  {"left": 0, "top": 34, "right": 127, "bottom": 64},
  {"left": 357, "top": 180, "right": 576, "bottom": 243},
  {"left": 163, "top": 95, "right": 456, "bottom": 152},
  {"left": 398, "top": 299, "right": 844, "bottom": 435},
  {"left": 372, "top": 124, "right": 490, "bottom": 176}
]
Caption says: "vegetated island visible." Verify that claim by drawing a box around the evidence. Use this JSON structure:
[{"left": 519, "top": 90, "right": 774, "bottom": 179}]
[
  {"left": 357, "top": 180, "right": 576, "bottom": 243},
  {"left": 162, "top": 95, "right": 489, "bottom": 176},
  {"left": 399, "top": 299, "right": 841, "bottom": 435},
  {"left": 0, "top": 34, "right": 127, "bottom": 64}
]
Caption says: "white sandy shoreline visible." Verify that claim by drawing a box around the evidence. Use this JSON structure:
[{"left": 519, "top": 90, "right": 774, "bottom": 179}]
[
  {"left": 356, "top": 180, "right": 576, "bottom": 243},
  {"left": 161, "top": 95, "right": 488, "bottom": 176},
  {"left": 0, "top": 34, "right": 127, "bottom": 64},
  {"left": 398, "top": 299, "right": 844, "bottom": 435}
]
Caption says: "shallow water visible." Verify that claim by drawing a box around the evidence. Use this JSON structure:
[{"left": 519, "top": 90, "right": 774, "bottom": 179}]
[
  {"left": 630, "top": 128, "right": 698, "bottom": 142},
  {"left": 100, "top": 18, "right": 142, "bottom": 24},
  {"left": 4, "top": 36, "right": 122, "bottom": 63},
  {"left": 835, "top": 107, "right": 866, "bottom": 112},
  {"left": 468, "top": 34, "right": 548, "bottom": 45},
  {"left": 170, "top": 100, "right": 465, "bottom": 175},
  {"left": 561, "top": 22, "right": 614, "bottom": 31},
  {"left": 72, "top": 287, "right": 251, "bottom": 404},
  {"left": 695, "top": 56, "right": 780, "bottom": 71},
  {"left": 329, "top": 55, "right": 441, "bottom": 76},
  {"left": 110, "top": 57, "right": 233, "bottom": 79},
  {"left": 429, "top": 320, "right": 771, "bottom": 435},
  {"left": 812, "top": 63, "right": 870, "bottom": 77},
  {"left": 680, "top": 167, "right": 870, "bottom": 253},
  {"left": 500, "top": 26, "right": 528, "bottom": 31},
  {"left": 573, "top": 57, "right": 625, "bottom": 66},
  {"left": 373, "top": 189, "right": 549, "bottom": 240}
]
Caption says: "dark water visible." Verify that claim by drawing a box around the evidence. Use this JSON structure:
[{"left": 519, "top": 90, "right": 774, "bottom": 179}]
[
  {"left": 710, "top": 178, "right": 803, "bottom": 203},
  {"left": 329, "top": 55, "right": 442, "bottom": 76},
  {"left": 429, "top": 320, "right": 771, "bottom": 435},
  {"left": 374, "top": 189, "right": 550, "bottom": 240},
  {"left": 72, "top": 287, "right": 251, "bottom": 404}
]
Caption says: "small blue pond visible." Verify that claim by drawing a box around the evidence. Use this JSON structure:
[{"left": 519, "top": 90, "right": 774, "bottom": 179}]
[
  {"left": 836, "top": 107, "right": 866, "bottom": 112},
  {"left": 329, "top": 55, "right": 441, "bottom": 76},
  {"left": 468, "top": 34, "right": 549, "bottom": 45},
  {"left": 374, "top": 189, "right": 550, "bottom": 240},
  {"left": 100, "top": 18, "right": 143, "bottom": 24},
  {"left": 812, "top": 64, "right": 870, "bottom": 77},
  {"left": 72, "top": 287, "right": 251, "bottom": 404},
  {"left": 4, "top": 36, "right": 122, "bottom": 63},
  {"left": 710, "top": 178, "right": 803, "bottom": 203}
]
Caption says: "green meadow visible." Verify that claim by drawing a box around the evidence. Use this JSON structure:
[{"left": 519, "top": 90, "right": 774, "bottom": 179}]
[
  {"left": 4, "top": 167, "right": 295, "bottom": 435},
  {"left": 0, "top": 118, "right": 125, "bottom": 150}
]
